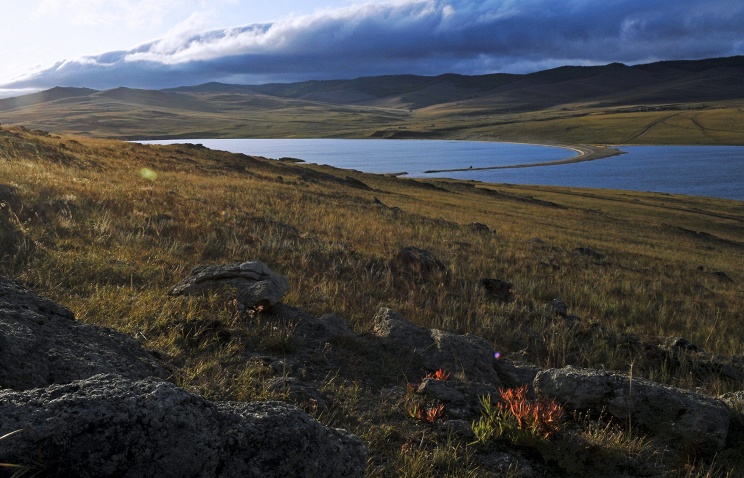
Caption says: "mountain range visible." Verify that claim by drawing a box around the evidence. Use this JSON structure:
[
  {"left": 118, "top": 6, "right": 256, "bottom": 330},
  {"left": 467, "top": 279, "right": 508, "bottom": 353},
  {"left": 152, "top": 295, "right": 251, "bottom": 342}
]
[{"left": 1, "top": 56, "right": 743, "bottom": 143}]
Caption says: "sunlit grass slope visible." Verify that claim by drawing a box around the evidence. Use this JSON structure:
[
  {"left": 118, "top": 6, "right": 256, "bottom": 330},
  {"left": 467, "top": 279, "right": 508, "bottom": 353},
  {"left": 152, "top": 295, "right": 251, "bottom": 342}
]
[
  {"left": 412, "top": 101, "right": 744, "bottom": 145},
  {"left": 2, "top": 126, "right": 743, "bottom": 476}
]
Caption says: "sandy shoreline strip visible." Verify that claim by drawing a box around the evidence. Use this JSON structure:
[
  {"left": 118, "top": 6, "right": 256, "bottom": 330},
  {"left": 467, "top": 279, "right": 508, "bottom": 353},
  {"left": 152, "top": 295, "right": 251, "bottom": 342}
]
[{"left": 422, "top": 144, "right": 625, "bottom": 173}]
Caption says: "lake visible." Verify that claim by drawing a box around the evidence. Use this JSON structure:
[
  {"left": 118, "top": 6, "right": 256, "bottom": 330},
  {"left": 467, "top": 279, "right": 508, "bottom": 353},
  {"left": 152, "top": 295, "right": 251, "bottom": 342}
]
[{"left": 139, "top": 139, "right": 744, "bottom": 201}]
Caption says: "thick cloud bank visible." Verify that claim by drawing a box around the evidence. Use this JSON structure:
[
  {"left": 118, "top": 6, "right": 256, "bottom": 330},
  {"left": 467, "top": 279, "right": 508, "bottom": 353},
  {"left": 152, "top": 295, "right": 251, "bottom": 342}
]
[{"left": 4, "top": 0, "right": 744, "bottom": 91}]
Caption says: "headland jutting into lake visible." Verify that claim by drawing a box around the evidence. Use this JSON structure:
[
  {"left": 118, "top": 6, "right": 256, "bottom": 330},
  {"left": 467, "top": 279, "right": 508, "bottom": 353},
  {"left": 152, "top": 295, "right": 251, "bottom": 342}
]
[{"left": 422, "top": 144, "right": 624, "bottom": 173}]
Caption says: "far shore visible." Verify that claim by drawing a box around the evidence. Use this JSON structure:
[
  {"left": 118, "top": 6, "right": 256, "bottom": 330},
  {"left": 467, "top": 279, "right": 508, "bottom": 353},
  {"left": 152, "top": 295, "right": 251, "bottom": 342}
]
[{"left": 422, "top": 144, "right": 625, "bottom": 173}]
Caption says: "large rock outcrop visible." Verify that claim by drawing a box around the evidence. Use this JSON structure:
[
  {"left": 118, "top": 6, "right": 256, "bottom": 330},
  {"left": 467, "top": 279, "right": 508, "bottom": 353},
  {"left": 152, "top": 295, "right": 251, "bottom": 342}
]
[
  {"left": 534, "top": 366, "right": 730, "bottom": 454},
  {"left": 372, "top": 307, "right": 503, "bottom": 386},
  {"left": 169, "top": 260, "right": 289, "bottom": 309},
  {"left": 0, "top": 276, "right": 165, "bottom": 390},
  {"left": 0, "top": 374, "right": 367, "bottom": 478}
]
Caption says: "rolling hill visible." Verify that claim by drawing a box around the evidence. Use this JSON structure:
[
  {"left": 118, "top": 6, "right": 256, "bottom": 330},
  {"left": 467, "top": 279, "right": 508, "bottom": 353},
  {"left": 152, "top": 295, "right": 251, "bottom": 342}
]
[{"left": 1, "top": 56, "right": 743, "bottom": 143}]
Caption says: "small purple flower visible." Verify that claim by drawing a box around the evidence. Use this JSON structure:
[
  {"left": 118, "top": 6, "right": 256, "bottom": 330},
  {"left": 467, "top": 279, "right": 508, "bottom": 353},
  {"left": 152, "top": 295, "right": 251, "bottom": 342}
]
[{"left": 494, "top": 352, "right": 501, "bottom": 359}]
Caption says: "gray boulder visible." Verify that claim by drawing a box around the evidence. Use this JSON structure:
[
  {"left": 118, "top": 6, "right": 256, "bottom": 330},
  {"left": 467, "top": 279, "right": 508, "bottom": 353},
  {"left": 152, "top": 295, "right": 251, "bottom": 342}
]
[
  {"left": 372, "top": 308, "right": 503, "bottom": 386},
  {"left": 0, "top": 374, "right": 366, "bottom": 478},
  {"left": 372, "top": 308, "right": 432, "bottom": 351},
  {"left": 169, "top": 260, "right": 289, "bottom": 308},
  {"left": 534, "top": 366, "right": 730, "bottom": 454},
  {"left": 0, "top": 276, "right": 165, "bottom": 390}
]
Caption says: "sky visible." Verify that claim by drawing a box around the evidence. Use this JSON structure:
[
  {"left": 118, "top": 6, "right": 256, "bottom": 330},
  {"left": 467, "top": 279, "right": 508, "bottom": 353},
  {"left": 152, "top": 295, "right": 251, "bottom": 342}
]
[{"left": 1, "top": 0, "right": 743, "bottom": 98}]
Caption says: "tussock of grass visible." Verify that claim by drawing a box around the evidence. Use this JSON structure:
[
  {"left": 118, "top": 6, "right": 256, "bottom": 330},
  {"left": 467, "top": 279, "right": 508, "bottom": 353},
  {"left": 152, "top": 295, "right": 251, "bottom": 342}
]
[{"left": 1, "top": 125, "right": 743, "bottom": 476}]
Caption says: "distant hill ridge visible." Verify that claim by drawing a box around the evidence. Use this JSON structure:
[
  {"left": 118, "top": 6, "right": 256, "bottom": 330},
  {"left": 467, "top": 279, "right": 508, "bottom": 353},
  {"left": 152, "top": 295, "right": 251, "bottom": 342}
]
[
  {"left": 165, "top": 55, "right": 744, "bottom": 107},
  {"left": 2, "top": 55, "right": 741, "bottom": 111},
  {"left": 1, "top": 55, "right": 742, "bottom": 141}
]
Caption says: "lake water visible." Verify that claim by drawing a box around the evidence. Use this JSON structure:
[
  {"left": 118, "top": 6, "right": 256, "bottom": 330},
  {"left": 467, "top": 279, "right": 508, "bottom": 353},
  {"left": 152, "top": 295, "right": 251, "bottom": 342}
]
[{"left": 139, "top": 139, "right": 744, "bottom": 201}]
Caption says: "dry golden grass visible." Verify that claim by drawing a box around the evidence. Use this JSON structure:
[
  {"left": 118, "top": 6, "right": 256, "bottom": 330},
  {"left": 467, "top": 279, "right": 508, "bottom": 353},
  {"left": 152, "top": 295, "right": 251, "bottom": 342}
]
[
  {"left": 411, "top": 101, "right": 744, "bottom": 145},
  {"left": 2, "top": 126, "right": 743, "bottom": 476}
]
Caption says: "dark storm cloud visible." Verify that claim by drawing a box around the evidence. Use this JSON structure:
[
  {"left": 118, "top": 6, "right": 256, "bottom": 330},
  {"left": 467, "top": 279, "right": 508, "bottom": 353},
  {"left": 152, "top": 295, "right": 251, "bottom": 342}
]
[{"left": 4, "top": 0, "right": 744, "bottom": 92}]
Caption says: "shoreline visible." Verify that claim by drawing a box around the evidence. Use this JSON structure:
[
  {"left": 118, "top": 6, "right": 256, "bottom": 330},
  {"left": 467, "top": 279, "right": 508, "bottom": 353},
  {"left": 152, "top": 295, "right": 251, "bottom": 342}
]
[
  {"left": 141, "top": 138, "right": 625, "bottom": 175},
  {"left": 422, "top": 144, "right": 625, "bottom": 174}
]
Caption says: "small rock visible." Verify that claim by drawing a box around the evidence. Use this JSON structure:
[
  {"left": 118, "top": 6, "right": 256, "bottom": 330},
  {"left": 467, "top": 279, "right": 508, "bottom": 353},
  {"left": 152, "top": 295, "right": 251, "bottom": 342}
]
[
  {"left": 469, "top": 222, "right": 490, "bottom": 233},
  {"left": 550, "top": 298, "right": 568, "bottom": 317},
  {"left": 479, "top": 278, "right": 514, "bottom": 302},
  {"left": 393, "top": 246, "right": 448, "bottom": 282},
  {"left": 169, "top": 260, "right": 289, "bottom": 309}
]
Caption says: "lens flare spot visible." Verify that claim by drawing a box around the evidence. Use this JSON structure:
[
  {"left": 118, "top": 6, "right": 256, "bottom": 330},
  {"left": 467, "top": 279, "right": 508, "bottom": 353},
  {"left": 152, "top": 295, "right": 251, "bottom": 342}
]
[
  {"left": 494, "top": 352, "right": 501, "bottom": 359},
  {"left": 140, "top": 168, "right": 158, "bottom": 180}
]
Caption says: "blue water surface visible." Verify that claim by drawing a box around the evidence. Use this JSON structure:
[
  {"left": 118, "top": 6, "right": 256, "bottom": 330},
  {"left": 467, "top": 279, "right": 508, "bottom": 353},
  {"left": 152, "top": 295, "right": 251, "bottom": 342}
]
[{"left": 139, "top": 139, "right": 744, "bottom": 201}]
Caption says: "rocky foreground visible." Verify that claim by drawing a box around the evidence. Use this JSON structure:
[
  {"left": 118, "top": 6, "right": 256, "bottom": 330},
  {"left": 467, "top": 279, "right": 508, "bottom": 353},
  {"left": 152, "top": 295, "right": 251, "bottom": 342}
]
[
  {"left": 1, "top": 260, "right": 742, "bottom": 476},
  {"left": 0, "top": 274, "right": 366, "bottom": 477}
]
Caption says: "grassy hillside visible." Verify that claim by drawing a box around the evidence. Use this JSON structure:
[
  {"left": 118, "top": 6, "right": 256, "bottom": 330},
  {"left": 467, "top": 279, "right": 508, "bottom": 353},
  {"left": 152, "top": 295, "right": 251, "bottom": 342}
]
[
  {"left": 422, "top": 102, "right": 744, "bottom": 145},
  {"left": 1, "top": 57, "right": 743, "bottom": 144},
  {"left": 2, "top": 126, "right": 743, "bottom": 476}
]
